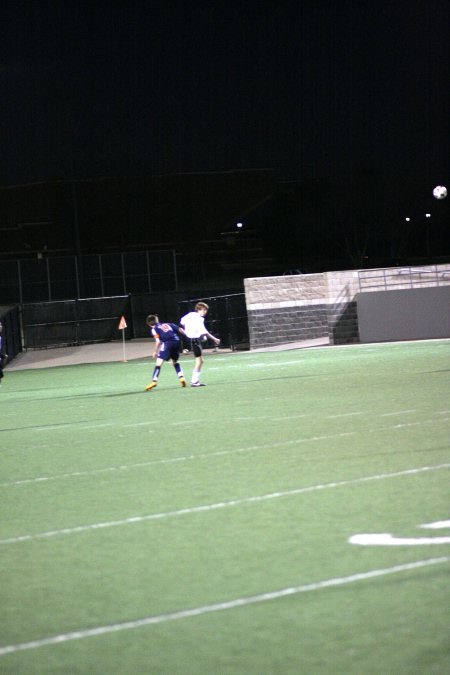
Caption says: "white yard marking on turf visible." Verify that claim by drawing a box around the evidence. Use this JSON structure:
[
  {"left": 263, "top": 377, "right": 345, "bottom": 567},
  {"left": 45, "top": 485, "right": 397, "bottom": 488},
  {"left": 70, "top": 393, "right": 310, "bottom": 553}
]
[
  {"left": 3, "top": 408, "right": 446, "bottom": 442},
  {"left": 369, "top": 416, "right": 449, "bottom": 433},
  {"left": 420, "top": 520, "right": 450, "bottom": 529},
  {"left": 233, "top": 414, "right": 310, "bottom": 422},
  {"left": 121, "top": 421, "right": 159, "bottom": 428},
  {"left": 0, "top": 431, "right": 357, "bottom": 487},
  {"left": 170, "top": 420, "right": 202, "bottom": 427},
  {"left": 380, "top": 410, "right": 417, "bottom": 417},
  {"left": 326, "top": 412, "right": 364, "bottom": 419},
  {"left": 350, "top": 520, "right": 450, "bottom": 546},
  {"left": 35, "top": 422, "right": 115, "bottom": 432},
  {"left": 209, "top": 359, "right": 307, "bottom": 370},
  {"left": 74, "top": 423, "right": 116, "bottom": 430},
  {"left": 0, "top": 464, "right": 448, "bottom": 545},
  {"left": 1, "top": 412, "right": 447, "bottom": 486},
  {"left": 349, "top": 534, "right": 450, "bottom": 546},
  {"left": 0, "top": 556, "right": 448, "bottom": 657}
]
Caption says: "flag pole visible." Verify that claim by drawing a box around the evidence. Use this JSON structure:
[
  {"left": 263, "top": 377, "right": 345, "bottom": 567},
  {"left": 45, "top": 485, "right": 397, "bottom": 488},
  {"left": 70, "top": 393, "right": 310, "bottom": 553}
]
[
  {"left": 122, "top": 330, "right": 127, "bottom": 362},
  {"left": 118, "top": 316, "right": 128, "bottom": 362}
]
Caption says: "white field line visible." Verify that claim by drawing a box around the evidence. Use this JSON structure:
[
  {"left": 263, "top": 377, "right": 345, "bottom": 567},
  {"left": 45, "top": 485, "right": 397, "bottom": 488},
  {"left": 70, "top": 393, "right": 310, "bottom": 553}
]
[
  {"left": 420, "top": 520, "right": 450, "bottom": 529},
  {"left": 0, "top": 556, "right": 448, "bottom": 657},
  {"left": 0, "top": 431, "right": 357, "bottom": 487},
  {"left": 2, "top": 408, "right": 449, "bottom": 436},
  {"left": 208, "top": 359, "right": 307, "bottom": 369},
  {"left": 2, "top": 413, "right": 449, "bottom": 488},
  {"left": 0, "top": 464, "right": 448, "bottom": 546},
  {"left": 229, "top": 414, "right": 310, "bottom": 422},
  {"left": 380, "top": 410, "right": 417, "bottom": 417},
  {"left": 3, "top": 412, "right": 312, "bottom": 435},
  {"left": 349, "top": 534, "right": 450, "bottom": 546},
  {"left": 368, "top": 417, "right": 449, "bottom": 432},
  {"left": 350, "top": 522, "right": 450, "bottom": 546},
  {"left": 327, "top": 411, "right": 365, "bottom": 419},
  {"left": 1, "top": 419, "right": 211, "bottom": 435}
]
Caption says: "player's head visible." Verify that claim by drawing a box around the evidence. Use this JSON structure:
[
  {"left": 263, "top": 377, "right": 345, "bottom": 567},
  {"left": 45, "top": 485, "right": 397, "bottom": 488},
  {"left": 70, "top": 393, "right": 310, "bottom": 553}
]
[
  {"left": 195, "top": 302, "right": 209, "bottom": 315},
  {"left": 146, "top": 314, "right": 158, "bottom": 327}
]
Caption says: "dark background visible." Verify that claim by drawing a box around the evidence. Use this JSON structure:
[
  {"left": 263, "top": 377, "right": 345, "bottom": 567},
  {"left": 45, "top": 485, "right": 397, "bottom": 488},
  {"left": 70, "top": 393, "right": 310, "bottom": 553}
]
[{"left": 1, "top": 0, "right": 449, "bottom": 276}]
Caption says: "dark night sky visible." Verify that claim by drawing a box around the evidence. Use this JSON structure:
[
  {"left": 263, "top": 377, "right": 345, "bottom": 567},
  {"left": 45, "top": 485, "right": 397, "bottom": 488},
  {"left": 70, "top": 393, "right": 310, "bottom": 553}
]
[{"left": 2, "top": 0, "right": 449, "bottom": 193}]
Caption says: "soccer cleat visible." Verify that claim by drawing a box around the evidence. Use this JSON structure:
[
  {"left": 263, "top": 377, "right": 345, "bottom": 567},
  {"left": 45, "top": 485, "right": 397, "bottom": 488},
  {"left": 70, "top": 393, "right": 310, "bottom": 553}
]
[
  {"left": 179, "top": 377, "right": 187, "bottom": 387},
  {"left": 190, "top": 382, "right": 206, "bottom": 387},
  {"left": 145, "top": 381, "right": 157, "bottom": 391}
]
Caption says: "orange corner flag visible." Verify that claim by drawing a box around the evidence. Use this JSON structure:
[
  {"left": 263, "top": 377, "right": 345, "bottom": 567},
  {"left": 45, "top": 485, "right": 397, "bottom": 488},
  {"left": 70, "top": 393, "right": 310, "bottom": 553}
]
[{"left": 118, "top": 316, "right": 127, "bottom": 330}]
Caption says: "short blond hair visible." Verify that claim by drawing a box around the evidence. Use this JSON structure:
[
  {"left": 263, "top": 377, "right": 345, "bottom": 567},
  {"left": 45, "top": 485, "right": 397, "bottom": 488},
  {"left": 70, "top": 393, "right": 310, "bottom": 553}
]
[{"left": 195, "top": 302, "right": 209, "bottom": 312}]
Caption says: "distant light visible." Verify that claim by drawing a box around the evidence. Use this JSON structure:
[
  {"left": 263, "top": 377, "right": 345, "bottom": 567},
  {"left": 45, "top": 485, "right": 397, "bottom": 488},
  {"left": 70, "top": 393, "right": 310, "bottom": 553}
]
[
  {"left": 405, "top": 217, "right": 411, "bottom": 222},
  {"left": 425, "top": 213, "right": 431, "bottom": 218},
  {"left": 236, "top": 222, "right": 243, "bottom": 229}
]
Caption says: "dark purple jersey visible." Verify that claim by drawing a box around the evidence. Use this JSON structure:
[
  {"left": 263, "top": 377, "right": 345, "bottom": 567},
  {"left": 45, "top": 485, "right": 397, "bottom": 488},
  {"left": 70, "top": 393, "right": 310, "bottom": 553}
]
[{"left": 151, "top": 322, "right": 181, "bottom": 343}]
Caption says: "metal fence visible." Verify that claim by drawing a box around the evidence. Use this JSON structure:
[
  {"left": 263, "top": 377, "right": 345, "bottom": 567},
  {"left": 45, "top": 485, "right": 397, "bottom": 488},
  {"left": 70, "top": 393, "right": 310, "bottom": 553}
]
[
  {"left": 22, "top": 296, "right": 131, "bottom": 349},
  {"left": 178, "top": 293, "right": 249, "bottom": 350},
  {"left": 358, "top": 264, "right": 450, "bottom": 292},
  {"left": 7, "top": 288, "right": 248, "bottom": 352},
  {"left": 0, "top": 250, "right": 177, "bottom": 305}
]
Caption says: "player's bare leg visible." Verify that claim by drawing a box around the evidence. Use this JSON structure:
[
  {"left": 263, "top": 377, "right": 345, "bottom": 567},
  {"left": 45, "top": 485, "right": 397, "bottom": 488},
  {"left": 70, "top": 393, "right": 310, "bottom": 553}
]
[{"left": 191, "top": 355, "right": 205, "bottom": 387}]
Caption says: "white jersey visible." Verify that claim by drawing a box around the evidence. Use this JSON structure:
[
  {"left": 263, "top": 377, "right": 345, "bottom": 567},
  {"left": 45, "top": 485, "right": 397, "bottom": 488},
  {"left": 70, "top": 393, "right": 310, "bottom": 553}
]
[{"left": 180, "top": 311, "right": 206, "bottom": 339}]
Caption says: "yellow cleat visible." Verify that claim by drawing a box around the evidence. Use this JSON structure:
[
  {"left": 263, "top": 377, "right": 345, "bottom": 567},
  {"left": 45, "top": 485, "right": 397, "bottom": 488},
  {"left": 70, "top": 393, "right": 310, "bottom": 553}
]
[
  {"left": 180, "top": 378, "right": 187, "bottom": 387},
  {"left": 145, "top": 381, "right": 157, "bottom": 391}
]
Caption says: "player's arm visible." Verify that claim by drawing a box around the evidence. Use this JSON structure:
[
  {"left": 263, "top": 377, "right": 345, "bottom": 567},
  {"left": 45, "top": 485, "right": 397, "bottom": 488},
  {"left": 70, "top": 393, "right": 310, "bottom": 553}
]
[
  {"left": 203, "top": 329, "right": 220, "bottom": 345},
  {"left": 152, "top": 334, "right": 161, "bottom": 358}
]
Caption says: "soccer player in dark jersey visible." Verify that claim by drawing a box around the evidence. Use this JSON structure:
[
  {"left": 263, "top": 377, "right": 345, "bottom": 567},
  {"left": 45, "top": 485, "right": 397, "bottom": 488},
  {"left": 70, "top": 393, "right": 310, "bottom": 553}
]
[{"left": 145, "top": 314, "right": 187, "bottom": 391}]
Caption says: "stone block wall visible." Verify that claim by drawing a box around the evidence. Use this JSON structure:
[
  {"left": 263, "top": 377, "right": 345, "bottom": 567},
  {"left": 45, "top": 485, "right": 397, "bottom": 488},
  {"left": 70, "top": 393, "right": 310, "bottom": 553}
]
[
  {"left": 245, "top": 274, "right": 329, "bottom": 348},
  {"left": 244, "top": 264, "right": 450, "bottom": 349}
]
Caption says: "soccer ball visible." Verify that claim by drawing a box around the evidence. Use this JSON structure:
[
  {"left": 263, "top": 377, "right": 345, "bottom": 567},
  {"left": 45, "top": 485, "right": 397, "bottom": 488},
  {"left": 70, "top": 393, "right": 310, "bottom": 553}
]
[{"left": 432, "top": 185, "right": 447, "bottom": 200}]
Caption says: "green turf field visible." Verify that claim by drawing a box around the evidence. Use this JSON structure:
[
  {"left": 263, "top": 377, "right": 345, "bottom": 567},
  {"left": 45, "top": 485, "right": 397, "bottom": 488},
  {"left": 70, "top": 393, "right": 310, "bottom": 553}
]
[{"left": 1, "top": 340, "right": 449, "bottom": 674}]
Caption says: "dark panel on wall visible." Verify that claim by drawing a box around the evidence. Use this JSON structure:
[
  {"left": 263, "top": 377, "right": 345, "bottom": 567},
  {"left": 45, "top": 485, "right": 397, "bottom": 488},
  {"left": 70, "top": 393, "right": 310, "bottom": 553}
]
[
  {"left": 327, "top": 301, "right": 359, "bottom": 345},
  {"left": 247, "top": 304, "right": 328, "bottom": 349},
  {"left": 357, "top": 286, "right": 450, "bottom": 343}
]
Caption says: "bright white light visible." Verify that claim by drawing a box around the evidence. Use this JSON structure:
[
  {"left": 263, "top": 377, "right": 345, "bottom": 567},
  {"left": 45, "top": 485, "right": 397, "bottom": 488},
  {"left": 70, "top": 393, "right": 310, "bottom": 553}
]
[
  {"left": 405, "top": 217, "right": 410, "bottom": 222},
  {"left": 425, "top": 213, "right": 431, "bottom": 218},
  {"left": 236, "top": 222, "right": 243, "bottom": 228}
]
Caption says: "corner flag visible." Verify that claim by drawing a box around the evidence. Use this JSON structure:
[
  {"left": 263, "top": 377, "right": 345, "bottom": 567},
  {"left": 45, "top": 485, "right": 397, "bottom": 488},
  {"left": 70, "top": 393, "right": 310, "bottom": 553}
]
[{"left": 118, "top": 316, "right": 128, "bottom": 362}]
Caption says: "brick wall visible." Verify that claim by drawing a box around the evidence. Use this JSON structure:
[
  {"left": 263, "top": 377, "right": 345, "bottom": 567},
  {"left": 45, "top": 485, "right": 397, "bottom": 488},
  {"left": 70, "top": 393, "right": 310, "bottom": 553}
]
[
  {"left": 244, "top": 265, "right": 450, "bottom": 349},
  {"left": 245, "top": 273, "right": 329, "bottom": 348}
]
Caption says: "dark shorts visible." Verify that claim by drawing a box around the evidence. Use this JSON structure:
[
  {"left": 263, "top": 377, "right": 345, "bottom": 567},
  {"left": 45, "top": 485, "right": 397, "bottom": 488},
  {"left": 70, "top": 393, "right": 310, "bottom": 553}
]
[
  {"left": 158, "top": 340, "right": 181, "bottom": 362},
  {"left": 189, "top": 338, "right": 203, "bottom": 358}
]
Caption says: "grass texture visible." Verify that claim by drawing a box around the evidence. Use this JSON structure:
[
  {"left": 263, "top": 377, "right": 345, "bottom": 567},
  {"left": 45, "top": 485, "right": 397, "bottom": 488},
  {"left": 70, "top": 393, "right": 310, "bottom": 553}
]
[{"left": 0, "top": 340, "right": 449, "bottom": 674}]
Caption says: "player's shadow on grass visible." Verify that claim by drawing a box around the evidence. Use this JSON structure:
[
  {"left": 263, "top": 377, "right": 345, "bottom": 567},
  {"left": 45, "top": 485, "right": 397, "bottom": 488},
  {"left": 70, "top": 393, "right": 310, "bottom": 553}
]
[
  {"left": 214, "top": 373, "right": 322, "bottom": 386},
  {"left": 0, "top": 418, "right": 111, "bottom": 432},
  {"left": 12, "top": 390, "right": 146, "bottom": 402},
  {"left": 103, "top": 390, "right": 161, "bottom": 398},
  {"left": 9, "top": 372, "right": 323, "bottom": 403},
  {"left": 102, "top": 373, "right": 323, "bottom": 395}
]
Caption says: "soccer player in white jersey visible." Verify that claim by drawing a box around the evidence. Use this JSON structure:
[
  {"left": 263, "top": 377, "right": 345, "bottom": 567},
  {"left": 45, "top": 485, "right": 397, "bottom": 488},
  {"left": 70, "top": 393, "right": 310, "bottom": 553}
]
[{"left": 180, "top": 302, "right": 220, "bottom": 387}]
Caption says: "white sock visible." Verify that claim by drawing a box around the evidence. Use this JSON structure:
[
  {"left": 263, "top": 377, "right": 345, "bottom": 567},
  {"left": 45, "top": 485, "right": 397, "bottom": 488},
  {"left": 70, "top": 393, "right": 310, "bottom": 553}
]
[{"left": 191, "top": 369, "right": 200, "bottom": 384}]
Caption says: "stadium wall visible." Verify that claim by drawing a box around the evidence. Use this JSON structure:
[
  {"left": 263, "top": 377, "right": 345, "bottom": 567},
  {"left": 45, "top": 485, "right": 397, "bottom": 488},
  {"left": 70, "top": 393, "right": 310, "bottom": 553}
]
[{"left": 244, "top": 264, "right": 450, "bottom": 349}]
